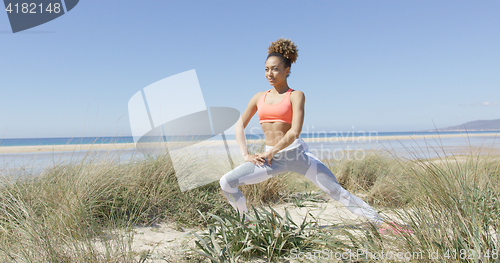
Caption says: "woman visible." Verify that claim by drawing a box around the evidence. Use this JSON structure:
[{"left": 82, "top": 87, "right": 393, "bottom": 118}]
[{"left": 220, "top": 38, "right": 400, "bottom": 232}]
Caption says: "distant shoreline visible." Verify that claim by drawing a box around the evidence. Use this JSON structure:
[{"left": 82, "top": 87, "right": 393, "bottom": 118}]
[
  {"left": 435, "top": 129, "right": 500, "bottom": 132},
  {"left": 1, "top": 132, "right": 498, "bottom": 154}
]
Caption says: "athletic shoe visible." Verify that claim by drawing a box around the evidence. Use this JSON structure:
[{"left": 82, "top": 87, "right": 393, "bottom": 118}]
[{"left": 378, "top": 221, "right": 413, "bottom": 236}]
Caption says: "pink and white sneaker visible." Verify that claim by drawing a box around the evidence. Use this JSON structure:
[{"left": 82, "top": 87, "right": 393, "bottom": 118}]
[{"left": 378, "top": 221, "right": 413, "bottom": 236}]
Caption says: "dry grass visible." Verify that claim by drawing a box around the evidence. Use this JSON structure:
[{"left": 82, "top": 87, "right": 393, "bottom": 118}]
[
  {"left": 0, "top": 151, "right": 230, "bottom": 262},
  {"left": 1, "top": 139, "right": 499, "bottom": 262},
  {"left": 193, "top": 150, "right": 500, "bottom": 262}
]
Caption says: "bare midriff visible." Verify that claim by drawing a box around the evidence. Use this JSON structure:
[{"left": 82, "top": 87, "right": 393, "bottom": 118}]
[{"left": 260, "top": 122, "right": 292, "bottom": 146}]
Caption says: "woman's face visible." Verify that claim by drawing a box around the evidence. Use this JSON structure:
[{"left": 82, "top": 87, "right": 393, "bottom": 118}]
[{"left": 265, "top": 56, "right": 290, "bottom": 87}]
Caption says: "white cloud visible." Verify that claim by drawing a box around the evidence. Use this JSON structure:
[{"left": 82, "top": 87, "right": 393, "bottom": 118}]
[
  {"left": 481, "top": 101, "right": 498, "bottom": 106},
  {"left": 465, "top": 101, "right": 498, "bottom": 106}
]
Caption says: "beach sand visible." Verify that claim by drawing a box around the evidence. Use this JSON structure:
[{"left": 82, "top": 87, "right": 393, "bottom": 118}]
[
  {"left": 1, "top": 132, "right": 498, "bottom": 154},
  {"left": 126, "top": 198, "right": 380, "bottom": 262}
]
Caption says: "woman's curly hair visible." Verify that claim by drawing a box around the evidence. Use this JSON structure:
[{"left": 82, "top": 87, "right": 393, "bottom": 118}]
[{"left": 267, "top": 38, "right": 298, "bottom": 76}]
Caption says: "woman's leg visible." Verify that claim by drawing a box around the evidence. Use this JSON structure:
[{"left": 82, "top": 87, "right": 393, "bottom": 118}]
[
  {"left": 292, "top": 150, "right": 384, "bottom": 225},
  {"left": 220, "top": 159, "right": 287, "bottom": 214}
]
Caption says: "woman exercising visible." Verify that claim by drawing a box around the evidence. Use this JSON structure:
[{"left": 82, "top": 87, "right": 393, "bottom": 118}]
[{"left": 220, "top": 38, "right": 400, "bottom": 232}]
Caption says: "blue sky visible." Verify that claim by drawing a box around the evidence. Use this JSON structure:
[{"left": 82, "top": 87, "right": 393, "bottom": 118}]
[{"left": 1, "top": 0, "right": 499, "bottom": 139}]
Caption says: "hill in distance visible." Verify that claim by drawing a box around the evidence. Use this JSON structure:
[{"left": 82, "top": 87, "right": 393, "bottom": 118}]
[{"left": 438, "top": 119, "right": 500, "bottom": 131}]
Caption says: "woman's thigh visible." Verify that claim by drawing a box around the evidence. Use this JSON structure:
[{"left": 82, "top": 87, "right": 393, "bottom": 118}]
[
  {"left": 221, "top": 159, "right": 288, "bottom": 189},
  {"left": 289, "top": 151, "right": 340, "bottom": 189}
]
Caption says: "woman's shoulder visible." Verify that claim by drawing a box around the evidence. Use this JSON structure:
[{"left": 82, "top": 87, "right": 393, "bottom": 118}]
[
  {"left": 289, "top": 89, "right": 305, "bottom": 107},
  {"left": 251, "top": 90, "right": 268, "bottom": 100},
  {"left": 248, "top": 90, "right": 268, "bottom": 105},
  {"left": 290, "top": 89, "right": 305, "bottom": 99}
]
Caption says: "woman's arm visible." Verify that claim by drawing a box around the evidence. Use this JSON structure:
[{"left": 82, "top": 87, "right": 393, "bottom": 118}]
[
  {"left": 258, "top": 91, "right": 305, "bottom": 161},
  {"left": 235, "top": 92, "right": 267, "bottom": 165}
]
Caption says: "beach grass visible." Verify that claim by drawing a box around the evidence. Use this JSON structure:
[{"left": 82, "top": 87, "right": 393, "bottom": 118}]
[
  {"left": 0, "top": 141, "right": 499, "bottom": 262},
  {"left": 0, "top": 151, "right": 230, "bottom": 262},
  {"left": 191, "top": 152, "right": 500, "bottom": 262}
]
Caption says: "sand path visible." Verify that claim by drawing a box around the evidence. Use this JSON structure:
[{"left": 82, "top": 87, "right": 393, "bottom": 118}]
[{"left": 127, "top": 198, "right": 393, "bottom": 262}]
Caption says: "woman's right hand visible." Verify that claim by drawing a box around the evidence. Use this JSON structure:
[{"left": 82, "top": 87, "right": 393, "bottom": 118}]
[{"left": 244, "top": 154, "right": 266, "bottom": 166}]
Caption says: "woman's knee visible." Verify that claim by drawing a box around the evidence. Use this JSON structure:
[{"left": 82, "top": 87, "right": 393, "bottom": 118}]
[
  {"left": 220, "top": 174, "right": 234, "bottom": 192},
  {"left": 220, "top": 162, "right": 260, "bottom": 189}
]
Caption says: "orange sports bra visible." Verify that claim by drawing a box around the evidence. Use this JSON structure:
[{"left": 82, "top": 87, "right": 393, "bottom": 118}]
[{"left": 257, "top": 88, "right": 293, "bottom": 124}]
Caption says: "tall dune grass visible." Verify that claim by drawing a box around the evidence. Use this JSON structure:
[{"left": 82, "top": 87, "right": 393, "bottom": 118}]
[
  {"left": 194, "top": 147, "right": 500, "bottom": 262},
  {"left": 395, "top": 153, "right": 500, "bottom": 261},
  {"left": 1, "top": 139, "right": 499, "bottom": 262},
  {"left": 0, "top": 141, "right": 292, "bottom": 262},
  {"left": 332, "top": 150, "right": 412, "bottom": 208},
  {"left": 0, "top": 151, "right": 230, "bottom": 262}
]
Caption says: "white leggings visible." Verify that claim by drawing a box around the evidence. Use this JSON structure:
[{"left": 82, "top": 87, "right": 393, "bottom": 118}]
[{"left": 219, "top": 139, "right": 384, "bottom": 225}]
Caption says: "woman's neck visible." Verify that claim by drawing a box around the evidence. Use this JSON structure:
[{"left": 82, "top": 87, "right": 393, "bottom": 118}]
[{"left": 271, "top": 83, "right": 289, "bottom": 94}]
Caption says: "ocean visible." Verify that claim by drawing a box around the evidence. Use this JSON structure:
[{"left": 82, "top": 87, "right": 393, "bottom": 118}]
[{"left": 1, "top": 131, "right": 498, "bottom": 147}]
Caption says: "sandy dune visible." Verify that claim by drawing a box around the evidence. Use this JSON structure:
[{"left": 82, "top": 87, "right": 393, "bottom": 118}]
[{"left": 128, "top": 198, "right": 394, "bottom": 262}]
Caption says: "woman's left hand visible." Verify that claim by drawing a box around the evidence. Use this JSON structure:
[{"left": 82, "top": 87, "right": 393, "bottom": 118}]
[{"left": 256, "top": 150, "right": 275, "bottom": 166}]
